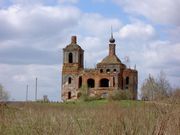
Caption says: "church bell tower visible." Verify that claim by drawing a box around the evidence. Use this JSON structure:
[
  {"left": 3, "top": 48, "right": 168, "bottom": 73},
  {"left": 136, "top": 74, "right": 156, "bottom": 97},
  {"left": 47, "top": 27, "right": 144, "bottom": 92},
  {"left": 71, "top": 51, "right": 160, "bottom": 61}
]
[{"left": 61, "top": 36, "right": 84, "bottom": 100}]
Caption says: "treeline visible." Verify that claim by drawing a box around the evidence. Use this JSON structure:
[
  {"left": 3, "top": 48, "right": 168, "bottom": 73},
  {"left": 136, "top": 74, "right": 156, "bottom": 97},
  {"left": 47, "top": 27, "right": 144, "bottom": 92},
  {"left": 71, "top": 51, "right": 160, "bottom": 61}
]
[{"left": 141, "top": 71, "right": 180, "bottom": 102}]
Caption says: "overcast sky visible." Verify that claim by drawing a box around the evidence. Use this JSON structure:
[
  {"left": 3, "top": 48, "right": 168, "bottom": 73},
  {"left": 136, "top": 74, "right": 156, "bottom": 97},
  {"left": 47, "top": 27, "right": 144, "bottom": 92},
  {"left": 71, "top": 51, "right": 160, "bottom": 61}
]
[{"left": 0, "top": 0, "right": 180, "bottom": 101}]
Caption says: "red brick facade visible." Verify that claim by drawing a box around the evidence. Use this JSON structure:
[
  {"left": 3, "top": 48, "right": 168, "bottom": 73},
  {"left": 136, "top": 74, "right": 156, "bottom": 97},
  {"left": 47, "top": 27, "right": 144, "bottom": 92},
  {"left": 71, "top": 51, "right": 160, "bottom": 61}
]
[{"left": 61, "top": 35, "right": 138, "bottom": 101}]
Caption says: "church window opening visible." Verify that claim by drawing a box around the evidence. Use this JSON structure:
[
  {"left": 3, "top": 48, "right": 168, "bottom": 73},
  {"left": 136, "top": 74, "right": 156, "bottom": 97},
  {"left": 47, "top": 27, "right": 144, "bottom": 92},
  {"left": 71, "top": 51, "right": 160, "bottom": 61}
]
[
  {"left": 126, "top": 77, "right": 129, "bottom": 85},
  {"left": 125, "top": 77, "right": 129, "bottom": 89},
  {"left": 87, "top": 79, "right": 95, "bottom": 88},
  {"left": 69, "top": 53, "right": 73, "bottom": 63},
  {"left": 100, "top": 78, "right": 109, "bottom": 87},
  {"left": 106, "top": 69, "right": 110, "bottom": 73},
  {"left": 100, "top": 69, "right": 103, "bottom": 73},
  {"left": 113, "top": 69, "right": 117, "bottom": 72},
  {"left": 68, "top": 92, "right": 71, "bottom": 99},
  {"left": 79, "top": 76, "right": 82, "bottom": 88},
  {"left": 68, "top": 77, "right": 72, "bottom": 84}
]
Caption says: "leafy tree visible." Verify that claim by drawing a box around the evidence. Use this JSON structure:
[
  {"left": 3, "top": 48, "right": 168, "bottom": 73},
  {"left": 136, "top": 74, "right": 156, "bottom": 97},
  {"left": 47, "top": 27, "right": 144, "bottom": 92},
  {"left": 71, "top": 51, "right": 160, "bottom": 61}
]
[
  {"left": 141, "top": 71, "right": 171, "bottom": 101},
  {"left": 0, "top": 84, "right": 9, "bottom": 101}
]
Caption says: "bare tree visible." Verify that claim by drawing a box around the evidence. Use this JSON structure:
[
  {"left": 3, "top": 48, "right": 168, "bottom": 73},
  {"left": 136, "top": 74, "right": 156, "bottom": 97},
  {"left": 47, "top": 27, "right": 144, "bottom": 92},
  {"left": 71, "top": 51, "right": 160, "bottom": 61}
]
[
  {"left": 155, "top": 71, "right": 171, "bottom": 100},
  {"left": 141, "top": 74, "right": 157, "bottom": 100},
  {"left": 141, "top": 71, "right": 171, "bottom": 101},
  {"left": 0, "top": 84, "right": 9, "bottom": 102}
]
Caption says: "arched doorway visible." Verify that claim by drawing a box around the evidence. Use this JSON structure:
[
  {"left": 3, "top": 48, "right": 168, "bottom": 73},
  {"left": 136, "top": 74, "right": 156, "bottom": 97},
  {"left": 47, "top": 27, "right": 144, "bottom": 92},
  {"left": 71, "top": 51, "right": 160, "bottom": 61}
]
[
  {"left": 100, "top": 78, "right": 109, "bottom": 87},
  {"left": 87, "top": 79, "right": 95, "bottom": 88}
]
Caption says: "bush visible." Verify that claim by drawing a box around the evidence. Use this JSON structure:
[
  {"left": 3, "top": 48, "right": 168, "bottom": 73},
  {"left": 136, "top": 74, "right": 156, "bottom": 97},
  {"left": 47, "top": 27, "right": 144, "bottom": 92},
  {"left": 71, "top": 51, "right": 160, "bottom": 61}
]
[
  {"left": 109, "top": 89, "right": 132, "bottom": 101},
  {"left": 0, "top": 84, "right": 9, "bottom": 102},
  {"left": 83, "top": 95, "right": 102, "bottom": 102},
  {"left": 79, "top": 85, "right": 103, "bottom": 102},
  {"left": 170, "top": 88, "right": 180, "bottom": 104}
]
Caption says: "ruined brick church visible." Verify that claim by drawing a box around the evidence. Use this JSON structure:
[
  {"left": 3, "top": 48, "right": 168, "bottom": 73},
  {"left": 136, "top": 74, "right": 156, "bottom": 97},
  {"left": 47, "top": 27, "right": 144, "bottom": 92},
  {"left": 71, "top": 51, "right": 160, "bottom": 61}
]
[{"left": 61, "top": 34, "right": 138, "bottom": 101}]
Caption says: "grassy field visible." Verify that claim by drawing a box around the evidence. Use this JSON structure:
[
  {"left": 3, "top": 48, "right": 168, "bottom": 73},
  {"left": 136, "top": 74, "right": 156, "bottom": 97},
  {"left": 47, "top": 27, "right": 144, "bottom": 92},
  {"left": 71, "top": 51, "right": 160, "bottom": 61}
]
[{"left": 0, "top": 100, "right": 179, "bottom": 135}]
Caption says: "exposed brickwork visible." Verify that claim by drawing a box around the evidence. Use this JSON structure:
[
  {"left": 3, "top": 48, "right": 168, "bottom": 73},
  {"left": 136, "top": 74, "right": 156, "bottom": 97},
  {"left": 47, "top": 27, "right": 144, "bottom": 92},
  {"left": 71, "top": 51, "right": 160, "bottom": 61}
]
[{"left": 61, "top": 36, "right": 138, "bottom": 101}]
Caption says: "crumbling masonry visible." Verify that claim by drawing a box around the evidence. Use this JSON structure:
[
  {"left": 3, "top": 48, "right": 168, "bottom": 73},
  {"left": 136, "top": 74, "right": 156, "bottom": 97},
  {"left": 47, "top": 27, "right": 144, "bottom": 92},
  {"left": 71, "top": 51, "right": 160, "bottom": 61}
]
[{"left": 61, "top": 34, "right": 138, "bottom": 101}]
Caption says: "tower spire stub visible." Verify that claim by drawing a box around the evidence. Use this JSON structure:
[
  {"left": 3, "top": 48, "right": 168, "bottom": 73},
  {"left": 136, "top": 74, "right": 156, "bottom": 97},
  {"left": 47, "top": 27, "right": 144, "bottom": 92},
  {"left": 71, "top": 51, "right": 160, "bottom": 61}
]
[{"left": 109, "top": 26, "right": 115, "bottom": 43}]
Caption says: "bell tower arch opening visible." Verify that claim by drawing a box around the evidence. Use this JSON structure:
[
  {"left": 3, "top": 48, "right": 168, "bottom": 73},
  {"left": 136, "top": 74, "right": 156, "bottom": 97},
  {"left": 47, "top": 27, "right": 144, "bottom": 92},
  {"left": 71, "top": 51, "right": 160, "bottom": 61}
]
[
  {"left": 68, "top": 52, "right": 73, "bottom": 63},
  {"left": 68, "top": 77, "right": 72, "bottom": 84}
]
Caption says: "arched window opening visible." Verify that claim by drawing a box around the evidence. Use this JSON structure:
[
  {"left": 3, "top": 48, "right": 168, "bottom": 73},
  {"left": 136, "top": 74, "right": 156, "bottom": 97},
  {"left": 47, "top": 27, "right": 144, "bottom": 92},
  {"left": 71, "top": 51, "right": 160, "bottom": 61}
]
[
  {"left": 68, "top": 53, "right": 73, "bottom": 63},
  {"left": 106, "top": 69, "right": 110, "bottom": 73},
  {"left": 126, "top": 77, "right": 129, "bottom": 85},
  {"left": 100, "top": 69, "right": 103, "bottom": 73},
  {"left": 79, "top": 53, "right": 83, "bottom": 66},
  {"left": 68, "top": 77, "right": 72, "bottom": 84},
  {"left": 113, "top": 69, "right": 117, "bottom": 72},
  {"left": 100, "top": 78, "right": 109, "bottom": 87},
  {"left": 68, "top": 92, "right": 71, "bottom": 99},
  {"left": 79, "top": 76, "right": 82, "bottom": 88},
  {"left": 87, "top": 79, "right": 95, "bottom": 88}
]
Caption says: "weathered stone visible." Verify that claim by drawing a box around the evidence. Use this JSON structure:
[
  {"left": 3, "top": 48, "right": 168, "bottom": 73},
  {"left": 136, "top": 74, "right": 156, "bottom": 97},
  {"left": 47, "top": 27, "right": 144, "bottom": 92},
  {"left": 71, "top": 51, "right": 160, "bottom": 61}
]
[{"left": 61, "top": 36, "right": 138, "bottom": 101}]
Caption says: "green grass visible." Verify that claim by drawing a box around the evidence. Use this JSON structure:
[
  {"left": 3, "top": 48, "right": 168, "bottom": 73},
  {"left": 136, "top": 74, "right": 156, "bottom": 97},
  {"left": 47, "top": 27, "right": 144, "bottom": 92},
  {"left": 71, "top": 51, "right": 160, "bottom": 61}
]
[
  {"left": 35, "top": 99, "right": 142, "bottom": 109},
  {"left": 35, "top": 99, "right": 109, "bottom": 108}
]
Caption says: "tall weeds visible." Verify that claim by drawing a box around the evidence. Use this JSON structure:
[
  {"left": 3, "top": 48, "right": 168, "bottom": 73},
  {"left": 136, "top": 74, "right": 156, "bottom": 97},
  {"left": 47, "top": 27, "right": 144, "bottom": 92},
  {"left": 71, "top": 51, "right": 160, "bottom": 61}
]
[{"left": 0, "top": 101, "right": 179, "bottom": 135}]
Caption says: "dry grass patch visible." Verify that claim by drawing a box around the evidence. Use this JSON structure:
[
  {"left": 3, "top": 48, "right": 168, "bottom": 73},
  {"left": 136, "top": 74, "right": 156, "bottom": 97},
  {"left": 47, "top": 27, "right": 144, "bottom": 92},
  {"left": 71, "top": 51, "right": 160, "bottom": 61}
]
[{"left": 0, "top": 101, "right": 179, "bottom": 135}]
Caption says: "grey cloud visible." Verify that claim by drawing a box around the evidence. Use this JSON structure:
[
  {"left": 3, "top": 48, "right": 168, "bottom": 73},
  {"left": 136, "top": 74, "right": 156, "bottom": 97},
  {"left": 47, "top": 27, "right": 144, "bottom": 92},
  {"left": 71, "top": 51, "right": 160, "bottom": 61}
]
[
  {"left": 0, "top": 5, "right": 80, "bottom": 41},
  {"left": 0, "top": 47, "right": 61, "bottom": 65},
  {"left": 0, "top": 4, "right": 79, "bottom": 65}
]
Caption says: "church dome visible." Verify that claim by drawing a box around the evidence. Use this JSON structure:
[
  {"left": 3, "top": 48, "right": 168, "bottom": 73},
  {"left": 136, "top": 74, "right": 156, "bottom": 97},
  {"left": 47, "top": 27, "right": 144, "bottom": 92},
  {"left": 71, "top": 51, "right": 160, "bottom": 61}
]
[
  {"left": 109, "top": 35, "right": 115, "bottom": 43},
  {"left": 100, "top": 55, "right": 121, "bottom": 64}
]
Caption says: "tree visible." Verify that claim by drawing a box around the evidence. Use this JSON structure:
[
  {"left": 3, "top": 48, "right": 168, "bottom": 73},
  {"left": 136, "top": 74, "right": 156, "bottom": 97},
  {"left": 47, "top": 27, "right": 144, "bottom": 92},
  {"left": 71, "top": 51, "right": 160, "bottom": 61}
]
[
  {"left": 155, "top": 71, "right": 171, "bottom": 99},
  {"left": 141, "top": 74, "right": 157, "bottom": 100},
  {"left": 141, "top": 71, "right": 171, "bottom": 101},
  {"left": 0, "top": 84, "right": 9, "bottom": 102}
]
